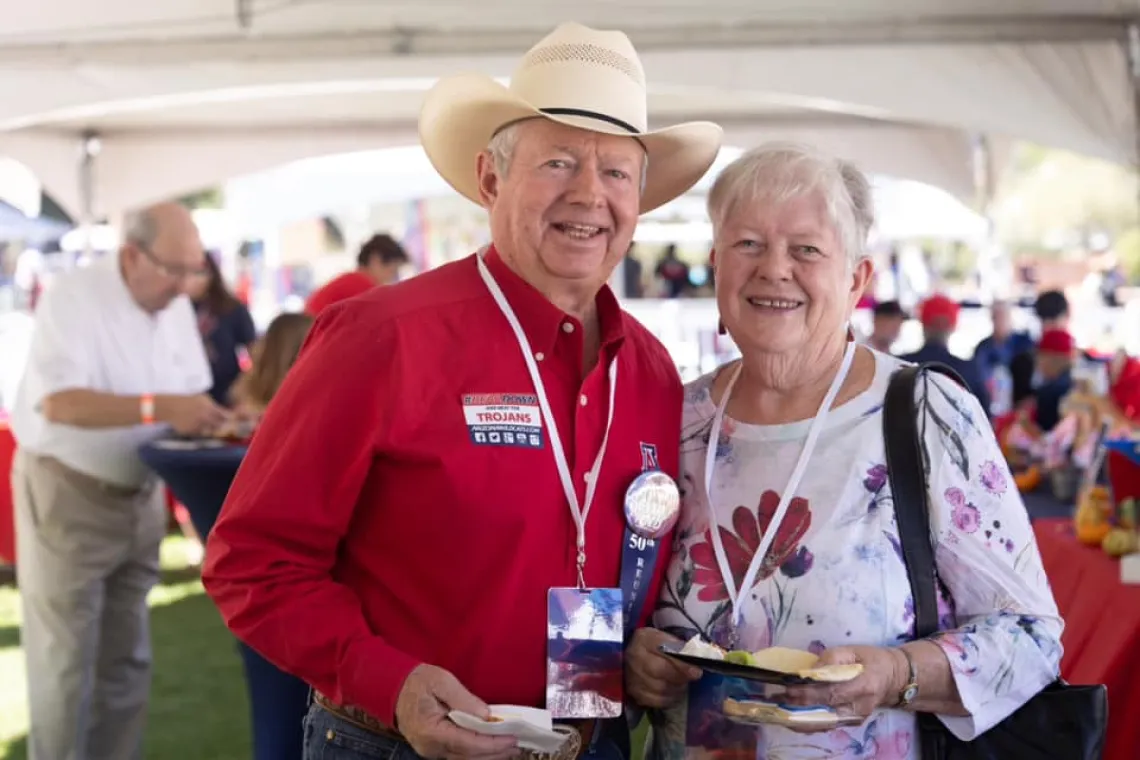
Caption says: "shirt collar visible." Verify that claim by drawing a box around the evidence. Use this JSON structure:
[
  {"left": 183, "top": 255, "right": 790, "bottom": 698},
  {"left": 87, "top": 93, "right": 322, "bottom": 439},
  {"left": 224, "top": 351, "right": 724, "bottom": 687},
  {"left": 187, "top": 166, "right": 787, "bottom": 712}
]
[
  {"left": 106, "top": 252, "right": 139, "bottom": 314},
  {"left": 482, "top": 245, "right": 625, "bottom": 357},
  {"left": 107, "top": 251, "right": 183, "bottom": 320}
]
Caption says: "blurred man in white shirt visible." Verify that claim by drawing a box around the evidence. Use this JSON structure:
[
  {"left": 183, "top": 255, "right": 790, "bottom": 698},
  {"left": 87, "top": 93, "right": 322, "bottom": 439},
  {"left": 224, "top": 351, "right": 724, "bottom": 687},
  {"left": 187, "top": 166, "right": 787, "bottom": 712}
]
[{"left": 10, "top": 202, "right": 230, "bottom": 760}]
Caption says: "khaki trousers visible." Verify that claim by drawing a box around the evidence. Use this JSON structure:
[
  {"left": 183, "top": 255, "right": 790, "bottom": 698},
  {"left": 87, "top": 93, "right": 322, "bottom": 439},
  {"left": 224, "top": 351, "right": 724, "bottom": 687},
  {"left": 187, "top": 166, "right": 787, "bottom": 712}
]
[{"left": 12, "top": 450, "right": 165, "bottom": 760}]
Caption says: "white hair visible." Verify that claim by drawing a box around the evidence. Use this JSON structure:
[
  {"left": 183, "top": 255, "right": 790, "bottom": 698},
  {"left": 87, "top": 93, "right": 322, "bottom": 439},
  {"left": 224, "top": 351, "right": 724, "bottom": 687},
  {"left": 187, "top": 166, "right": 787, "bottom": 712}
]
[
  {"left": 122, "top": 207, "right": 160, "bottom": 249},
  {"left": 706, "top": 142, "right": 875, "bottom": 267},
  {"left": 487, "top": 122, "right": 523, "bottom": 178},
  {"left": 485, "top": 119, "right": 649, "bottom": 191}
]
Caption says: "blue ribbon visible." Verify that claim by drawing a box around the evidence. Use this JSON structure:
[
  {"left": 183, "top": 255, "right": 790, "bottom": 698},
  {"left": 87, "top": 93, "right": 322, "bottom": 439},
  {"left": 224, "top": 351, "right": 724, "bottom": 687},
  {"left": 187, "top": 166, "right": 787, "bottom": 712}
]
[{"left": 619, "top": 526, "right": 661, "bottom": 642}]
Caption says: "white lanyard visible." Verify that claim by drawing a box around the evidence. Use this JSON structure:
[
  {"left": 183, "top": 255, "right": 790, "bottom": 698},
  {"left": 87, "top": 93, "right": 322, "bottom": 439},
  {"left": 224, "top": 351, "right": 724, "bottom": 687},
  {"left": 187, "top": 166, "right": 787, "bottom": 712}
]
[
  {"left": 704, "top": 341, "right": 856, "bottom": 629},
  {"left": 476, "top": 254, "right": 618, "bottom": 589}
]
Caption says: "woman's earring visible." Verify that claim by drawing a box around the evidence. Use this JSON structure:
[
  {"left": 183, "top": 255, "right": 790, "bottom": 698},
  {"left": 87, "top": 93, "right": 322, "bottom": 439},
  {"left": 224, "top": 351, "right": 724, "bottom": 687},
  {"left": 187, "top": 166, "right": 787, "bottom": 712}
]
[{"left": 717, "top": 319, "right": 727, "bottom": 336}]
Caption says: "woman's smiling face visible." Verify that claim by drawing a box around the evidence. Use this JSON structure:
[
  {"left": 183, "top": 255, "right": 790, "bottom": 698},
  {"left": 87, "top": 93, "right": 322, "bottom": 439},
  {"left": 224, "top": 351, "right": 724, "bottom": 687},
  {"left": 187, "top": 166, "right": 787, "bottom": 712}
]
[{"left": 713, "top": 190, "right": 871, "bottom": 358}]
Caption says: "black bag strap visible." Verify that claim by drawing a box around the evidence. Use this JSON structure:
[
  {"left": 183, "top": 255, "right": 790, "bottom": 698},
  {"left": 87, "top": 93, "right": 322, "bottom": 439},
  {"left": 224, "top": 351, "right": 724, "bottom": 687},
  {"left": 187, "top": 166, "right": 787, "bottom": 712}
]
[
  {"left": 884, "top": 364, "right": 969, "bottom": 759},
  {"left": 883, "top": 363, "right": 968, "bottom": 638}
]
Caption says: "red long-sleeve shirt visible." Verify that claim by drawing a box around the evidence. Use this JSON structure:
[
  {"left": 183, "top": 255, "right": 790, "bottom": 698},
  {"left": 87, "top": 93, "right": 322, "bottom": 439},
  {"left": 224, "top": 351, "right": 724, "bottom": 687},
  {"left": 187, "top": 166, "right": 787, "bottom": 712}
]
[{"left": 202, "top": 248, "right": 681, "bottom": 726}]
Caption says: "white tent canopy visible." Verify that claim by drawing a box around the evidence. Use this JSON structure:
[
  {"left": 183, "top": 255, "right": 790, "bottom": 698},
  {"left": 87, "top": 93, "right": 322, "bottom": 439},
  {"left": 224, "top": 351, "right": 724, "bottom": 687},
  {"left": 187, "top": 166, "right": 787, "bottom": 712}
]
[{"left": 0, "top": 0, "right": 1135, "bottom": 218}]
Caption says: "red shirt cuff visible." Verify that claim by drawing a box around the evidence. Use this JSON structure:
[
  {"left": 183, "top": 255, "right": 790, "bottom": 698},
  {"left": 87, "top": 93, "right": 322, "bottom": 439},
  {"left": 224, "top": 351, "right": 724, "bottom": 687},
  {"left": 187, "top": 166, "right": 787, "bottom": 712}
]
[{"left": 338, "top": 637, "right": 423, "bottom": 726}]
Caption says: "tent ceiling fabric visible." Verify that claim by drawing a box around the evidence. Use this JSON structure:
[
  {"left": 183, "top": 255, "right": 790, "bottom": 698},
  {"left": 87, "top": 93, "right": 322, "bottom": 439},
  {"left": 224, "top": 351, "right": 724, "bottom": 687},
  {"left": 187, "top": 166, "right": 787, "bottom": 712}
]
[
  {"left": 0, "top": 1, "right": 1135, "bottom": 217},
  {"left": 4, "top": 1, "right": 1140, "bottom": 45}
]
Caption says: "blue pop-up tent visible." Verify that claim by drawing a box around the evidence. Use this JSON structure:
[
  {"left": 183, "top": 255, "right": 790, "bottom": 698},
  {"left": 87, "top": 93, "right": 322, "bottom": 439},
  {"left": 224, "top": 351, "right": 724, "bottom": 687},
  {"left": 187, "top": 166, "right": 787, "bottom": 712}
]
[{"left": 0, "top": 199, "right": 71, "bottom": 247}]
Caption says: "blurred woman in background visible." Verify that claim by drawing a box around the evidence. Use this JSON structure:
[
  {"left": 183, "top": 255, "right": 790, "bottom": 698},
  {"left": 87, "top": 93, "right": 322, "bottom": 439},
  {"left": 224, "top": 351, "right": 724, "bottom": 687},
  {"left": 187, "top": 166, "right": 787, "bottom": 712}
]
[
  {"left": 230, "top": 312, "right": 314, "bottom": 420},
  {"left": 188, "top": 253, "right": 257, "bottom": 406},
  {"left": 171, "top": 254, "right": 257, "bottom": 562}
]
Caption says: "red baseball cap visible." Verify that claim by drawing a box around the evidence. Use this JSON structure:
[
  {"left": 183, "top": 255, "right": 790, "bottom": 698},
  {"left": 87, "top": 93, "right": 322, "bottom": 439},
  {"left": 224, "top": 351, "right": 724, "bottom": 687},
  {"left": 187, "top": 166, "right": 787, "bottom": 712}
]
[
  {"left": 1038, "top": 329, "right": 1075, "bottom": 355},
  {"left": 918, "top": 294, "right": 960, "bottom": 329}
]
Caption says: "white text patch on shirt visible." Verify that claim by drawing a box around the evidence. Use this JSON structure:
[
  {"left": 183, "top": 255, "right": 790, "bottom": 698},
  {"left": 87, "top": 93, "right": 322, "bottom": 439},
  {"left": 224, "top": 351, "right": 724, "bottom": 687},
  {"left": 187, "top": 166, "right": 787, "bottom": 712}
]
[{"left": 461, "top": 393, "right": 544, "bottom": 449}]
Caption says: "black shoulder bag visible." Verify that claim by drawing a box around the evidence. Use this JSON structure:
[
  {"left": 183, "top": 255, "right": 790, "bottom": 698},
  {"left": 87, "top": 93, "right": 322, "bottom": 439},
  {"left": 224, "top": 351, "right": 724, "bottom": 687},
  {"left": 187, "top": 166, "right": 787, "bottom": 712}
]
[{"left": 883, "top": 363, "right": 1108, "bottom": 760}]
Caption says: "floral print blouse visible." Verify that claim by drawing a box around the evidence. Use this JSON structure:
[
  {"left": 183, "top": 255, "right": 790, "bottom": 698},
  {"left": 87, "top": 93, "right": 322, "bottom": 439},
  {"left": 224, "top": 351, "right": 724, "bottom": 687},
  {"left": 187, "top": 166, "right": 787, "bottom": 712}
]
[{"left": 651, "top": 349, "right": 1063, "bottom": 760}]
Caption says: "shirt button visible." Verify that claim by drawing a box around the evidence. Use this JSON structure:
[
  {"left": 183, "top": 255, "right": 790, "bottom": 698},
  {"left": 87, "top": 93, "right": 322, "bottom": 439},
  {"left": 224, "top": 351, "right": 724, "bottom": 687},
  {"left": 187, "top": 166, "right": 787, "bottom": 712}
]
[
  {"left": 562, "top": 322, "right": 575, "bottom": 334},
  {"left": 535, "top": 352, "right": 545, "bottom": 362},
  {"left": 580, "top": 394, "right": 588, "bottom": 406}
]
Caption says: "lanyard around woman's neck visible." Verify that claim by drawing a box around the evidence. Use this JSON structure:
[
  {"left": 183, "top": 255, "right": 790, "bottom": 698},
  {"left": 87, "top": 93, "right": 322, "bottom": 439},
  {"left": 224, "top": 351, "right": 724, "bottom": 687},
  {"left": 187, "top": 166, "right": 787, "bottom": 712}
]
[{"left": 703, "top": 340, "right": 857, "bottom": 630}]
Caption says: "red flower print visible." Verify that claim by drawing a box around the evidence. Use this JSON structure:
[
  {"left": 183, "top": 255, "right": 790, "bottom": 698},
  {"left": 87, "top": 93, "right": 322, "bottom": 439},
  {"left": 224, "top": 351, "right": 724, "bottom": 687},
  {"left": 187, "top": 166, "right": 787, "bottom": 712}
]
[{"left": 689, "top": 490, "right": 812, "bottom": 602}]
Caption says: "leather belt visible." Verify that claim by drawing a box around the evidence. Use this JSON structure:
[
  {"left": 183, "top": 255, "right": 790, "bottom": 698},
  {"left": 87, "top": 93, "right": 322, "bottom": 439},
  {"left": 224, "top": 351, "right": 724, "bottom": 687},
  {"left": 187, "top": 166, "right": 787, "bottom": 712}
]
[
  {"left": 31, "top": 454, "right": 151, "bottom": 499},
  {"left": 313, "top": 692, "right": 595, "bottom": 760}
]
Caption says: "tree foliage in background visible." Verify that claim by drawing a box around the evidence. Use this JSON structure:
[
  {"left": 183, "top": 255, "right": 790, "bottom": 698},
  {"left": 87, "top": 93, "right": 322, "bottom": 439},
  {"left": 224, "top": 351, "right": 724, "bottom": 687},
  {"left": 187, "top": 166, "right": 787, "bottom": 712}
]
[
  {"left": 993, "top": 144, "right": 1140, "bottom": 280},
  {"left": 178, "top": 186, "right": 224, "bottom": 209}
]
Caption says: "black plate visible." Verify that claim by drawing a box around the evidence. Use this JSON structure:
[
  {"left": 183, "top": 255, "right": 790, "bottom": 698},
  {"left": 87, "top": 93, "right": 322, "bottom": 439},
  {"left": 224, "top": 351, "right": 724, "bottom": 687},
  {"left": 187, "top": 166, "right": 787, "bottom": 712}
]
[{"left": 658, "top": 643, "right": 821, "bottom": 685}]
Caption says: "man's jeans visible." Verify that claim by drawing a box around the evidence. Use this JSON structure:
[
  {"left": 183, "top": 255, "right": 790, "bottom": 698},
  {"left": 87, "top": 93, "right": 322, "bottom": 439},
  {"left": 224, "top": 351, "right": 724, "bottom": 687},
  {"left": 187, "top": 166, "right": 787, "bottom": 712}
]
[{"left": 302, "top": 704, "right": 629, "bottom": 760}]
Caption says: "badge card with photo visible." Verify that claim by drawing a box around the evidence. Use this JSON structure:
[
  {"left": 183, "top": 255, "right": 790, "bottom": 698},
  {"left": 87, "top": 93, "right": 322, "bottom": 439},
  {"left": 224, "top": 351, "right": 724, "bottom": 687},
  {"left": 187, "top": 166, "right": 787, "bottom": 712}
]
[{"left": 546, "top": 587, "right": 624, "bottom": 719}]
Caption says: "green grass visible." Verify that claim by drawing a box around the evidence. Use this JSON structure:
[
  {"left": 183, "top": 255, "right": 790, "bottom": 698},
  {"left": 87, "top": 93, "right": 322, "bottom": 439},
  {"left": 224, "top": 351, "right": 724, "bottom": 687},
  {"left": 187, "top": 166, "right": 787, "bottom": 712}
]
[{"left": 0, "top": 537, "right": 252, "bottom": 760}]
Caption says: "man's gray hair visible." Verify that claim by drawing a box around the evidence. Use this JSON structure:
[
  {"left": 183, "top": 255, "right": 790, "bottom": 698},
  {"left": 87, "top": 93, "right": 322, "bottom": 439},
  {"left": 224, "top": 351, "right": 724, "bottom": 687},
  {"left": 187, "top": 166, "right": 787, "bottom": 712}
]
[
  {"left": 707, "top": 142, "right": 875, "bottom": 267},
  {"left": 487, "top": 122, "right": 523, "bottom": 178},
  {"left": 485, "top": 119, "right": 649, "bottom": 191},
  {"left": 122, "top": 208, "right": 159, "bottom": 249}
]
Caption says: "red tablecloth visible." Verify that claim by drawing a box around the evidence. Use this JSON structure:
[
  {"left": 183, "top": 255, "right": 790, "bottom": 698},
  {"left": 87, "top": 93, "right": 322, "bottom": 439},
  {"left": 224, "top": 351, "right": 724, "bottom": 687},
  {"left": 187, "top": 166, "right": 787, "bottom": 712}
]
[
  {"left": 1034, "top": 518, "right": 1140, "bottom": 760},
  {"left": 0, "top": 421, "right": 15, "bottom": 564}
]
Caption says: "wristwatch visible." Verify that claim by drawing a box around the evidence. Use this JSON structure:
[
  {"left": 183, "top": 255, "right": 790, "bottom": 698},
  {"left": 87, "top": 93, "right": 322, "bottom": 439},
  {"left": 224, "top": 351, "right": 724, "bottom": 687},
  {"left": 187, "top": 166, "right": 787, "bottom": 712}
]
[{"left": 895, "top": 647, "right": 919, "bottom": 707}]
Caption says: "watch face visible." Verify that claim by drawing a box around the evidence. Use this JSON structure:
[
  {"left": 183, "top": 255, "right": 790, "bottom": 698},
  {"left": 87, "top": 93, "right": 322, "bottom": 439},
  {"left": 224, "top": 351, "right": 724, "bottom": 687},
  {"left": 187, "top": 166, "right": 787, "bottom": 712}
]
[{"left": 903, "top": 684, "right": 919, "bottom": 703}]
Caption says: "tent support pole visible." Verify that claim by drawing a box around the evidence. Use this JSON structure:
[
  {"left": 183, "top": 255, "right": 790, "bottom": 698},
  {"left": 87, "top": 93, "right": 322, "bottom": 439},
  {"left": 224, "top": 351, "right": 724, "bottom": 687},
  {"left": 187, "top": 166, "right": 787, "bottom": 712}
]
[
  {"left": 236, "top": 0, "right": 252, "bottom": 31},
  {"left": 79, "top": 130, "right": 99, "bottom": 256},
  {"left": 971, "top": 133, "right": 1000, "bottom": 297},
  {"left": 1128, "top": 24, "right": 1140, "bottom": 211},
  {"left": 971, "top": 134, "right": 993, "bottom": 231}
]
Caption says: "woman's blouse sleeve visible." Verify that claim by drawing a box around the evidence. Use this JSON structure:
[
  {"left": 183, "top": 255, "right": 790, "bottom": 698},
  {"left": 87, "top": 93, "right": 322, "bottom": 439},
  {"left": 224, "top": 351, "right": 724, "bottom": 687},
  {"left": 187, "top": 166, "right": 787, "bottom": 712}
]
[{"left": 916, "top": 370, "right": 1064, "bottom": 740}]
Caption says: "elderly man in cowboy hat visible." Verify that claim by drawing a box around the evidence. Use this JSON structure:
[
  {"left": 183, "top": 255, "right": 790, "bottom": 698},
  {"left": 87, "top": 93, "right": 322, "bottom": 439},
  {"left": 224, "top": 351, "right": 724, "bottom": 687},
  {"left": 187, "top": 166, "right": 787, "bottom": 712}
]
[{"left": 203, "top": 21, "right": 721, "bottom": 760}]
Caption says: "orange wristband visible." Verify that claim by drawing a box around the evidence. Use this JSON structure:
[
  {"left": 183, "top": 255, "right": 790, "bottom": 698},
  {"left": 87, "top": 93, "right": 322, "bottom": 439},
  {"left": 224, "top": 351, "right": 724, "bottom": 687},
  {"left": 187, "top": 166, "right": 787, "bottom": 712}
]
[{"left": 140, "top": 393, "right": 155, "bottom": 425}]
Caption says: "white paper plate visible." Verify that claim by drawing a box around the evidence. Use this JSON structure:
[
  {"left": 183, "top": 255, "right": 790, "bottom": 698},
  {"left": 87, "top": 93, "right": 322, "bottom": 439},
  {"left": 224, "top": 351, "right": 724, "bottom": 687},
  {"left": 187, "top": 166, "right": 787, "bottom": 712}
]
[
  {"left": 722, "top": 698, "right": 865, "bottom": 729},
  {"left": 449, "top": 706, "right": 569, "bottom": 753}
]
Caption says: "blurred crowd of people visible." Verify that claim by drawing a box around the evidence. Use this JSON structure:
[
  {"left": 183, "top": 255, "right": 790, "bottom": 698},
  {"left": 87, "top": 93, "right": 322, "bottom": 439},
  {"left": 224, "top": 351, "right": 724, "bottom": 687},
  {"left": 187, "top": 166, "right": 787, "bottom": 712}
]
[
  {"left": 619, "top": 243, "right": 714, "bottom": 299},
  {"left": 863, "top": 288, "right": 1140, "bottom": 495}
]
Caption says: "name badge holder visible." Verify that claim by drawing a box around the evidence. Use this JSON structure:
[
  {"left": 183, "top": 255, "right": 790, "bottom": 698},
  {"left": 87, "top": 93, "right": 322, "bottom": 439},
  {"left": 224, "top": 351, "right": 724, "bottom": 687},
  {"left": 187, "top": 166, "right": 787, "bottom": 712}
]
[{"left": 479, "top": 254, "right": 633, "bottom": 720}]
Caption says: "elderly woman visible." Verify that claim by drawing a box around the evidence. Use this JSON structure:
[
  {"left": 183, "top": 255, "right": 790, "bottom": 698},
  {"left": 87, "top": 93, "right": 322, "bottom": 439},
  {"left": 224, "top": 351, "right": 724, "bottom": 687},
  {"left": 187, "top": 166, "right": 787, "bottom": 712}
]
[{"left": 626, "top": 143, "right": 1062, "bottom": 759}]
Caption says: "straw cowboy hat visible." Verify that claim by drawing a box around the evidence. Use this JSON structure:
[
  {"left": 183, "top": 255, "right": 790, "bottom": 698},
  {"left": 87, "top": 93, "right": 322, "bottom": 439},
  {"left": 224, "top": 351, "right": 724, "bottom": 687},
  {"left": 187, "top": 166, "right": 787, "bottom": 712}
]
[{"left": 418, "top": 22, "right": 724, "bottom": 213}]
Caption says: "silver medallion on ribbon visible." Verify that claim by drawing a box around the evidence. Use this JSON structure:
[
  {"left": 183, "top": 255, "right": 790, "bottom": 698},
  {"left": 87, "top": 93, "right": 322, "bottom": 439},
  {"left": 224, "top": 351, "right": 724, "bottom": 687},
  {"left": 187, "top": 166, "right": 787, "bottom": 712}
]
[{"left": 623, "top": 470, "right": 681, "bottom": 540}]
